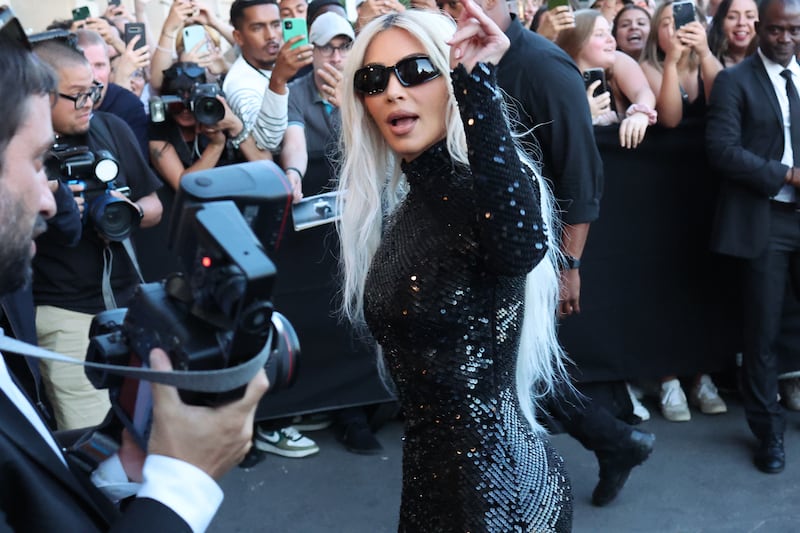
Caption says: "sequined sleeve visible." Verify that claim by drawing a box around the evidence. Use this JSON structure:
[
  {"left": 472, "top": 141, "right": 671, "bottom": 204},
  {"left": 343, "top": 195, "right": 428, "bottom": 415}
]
[{"left": 451, "top": 62, "right": 548, "bottom": 276}]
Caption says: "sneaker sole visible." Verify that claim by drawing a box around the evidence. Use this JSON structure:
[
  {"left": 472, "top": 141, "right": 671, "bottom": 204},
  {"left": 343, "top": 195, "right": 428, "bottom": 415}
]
[
  {"left": 661, "top": 409, "right": 691, "bottom": 422},
  {"left": 254, "top": 440, "right": 320, "bottom": 458},
  {"left": 292, "top": 421, "right": 333, "bottom": 432}
]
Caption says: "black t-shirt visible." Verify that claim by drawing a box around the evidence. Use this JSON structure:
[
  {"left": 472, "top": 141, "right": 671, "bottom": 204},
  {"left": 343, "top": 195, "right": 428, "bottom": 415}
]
[{"left": 33, "top": 112, "right": 162, "bottom": 313}]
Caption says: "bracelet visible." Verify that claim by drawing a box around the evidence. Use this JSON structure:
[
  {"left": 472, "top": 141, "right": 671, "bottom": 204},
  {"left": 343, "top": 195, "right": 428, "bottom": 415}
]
[
  {"left": 135, "top": 203, "right": 144, "bottom": 222},
  {"left": 562, "top": 255, "right": 581, "bottom": 270},
  {"left": 285, "top": 166, "right": 304, "bottom": 180},
  {"left": 625, "top": 103, "right": 658, "bottom": 126},
  {"left": 156, "top": 45, "right": 174, "bottom": 54},
  {"left": 163, "top": 32, "right": 177, "bottom": 39},
  {"left": 229, "top": 124, "right": 251, "bottom": 150}
]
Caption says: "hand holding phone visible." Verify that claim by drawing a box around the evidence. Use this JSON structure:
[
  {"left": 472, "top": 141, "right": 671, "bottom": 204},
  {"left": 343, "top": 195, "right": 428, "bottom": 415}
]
[
  {"left": 183, "top": 24, "right": 208, "bottom": 55},
  {"left": 282, "top": 18, "right": 308, "bottom": 49},
  {"left": 125, "top": 22, "right": 147, "bottom": 52},
  {"left": 583, "top": 68, "right": 607, "bottom": 98}
]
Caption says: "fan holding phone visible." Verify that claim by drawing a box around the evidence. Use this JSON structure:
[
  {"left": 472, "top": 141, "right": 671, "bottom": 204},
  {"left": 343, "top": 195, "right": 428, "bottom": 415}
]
[
  {"left": 535, "top": 0, "right": 575, "bottom": 41},
  {"left": 640, "top": 0, "right": 722, "bottom": 128}
]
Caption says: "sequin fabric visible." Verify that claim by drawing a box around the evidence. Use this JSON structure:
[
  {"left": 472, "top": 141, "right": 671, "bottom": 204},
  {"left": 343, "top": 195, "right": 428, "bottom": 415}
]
[{"left": 363, "top": 63, "right": 572, "bottom": 532}]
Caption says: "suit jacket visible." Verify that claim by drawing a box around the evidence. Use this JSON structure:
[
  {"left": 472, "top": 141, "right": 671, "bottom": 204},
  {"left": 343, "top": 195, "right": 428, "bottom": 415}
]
[
  {"left": 0, "top": 390, "right": 190, "bottom": 532},
  {"left": 706, "top": 53, "right": 791, "bottom": 258}
]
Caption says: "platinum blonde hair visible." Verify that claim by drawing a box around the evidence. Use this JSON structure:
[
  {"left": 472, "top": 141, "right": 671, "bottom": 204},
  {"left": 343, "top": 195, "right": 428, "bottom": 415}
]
[{"left": 336, "top": 10, "right": 567, "bottom": 433}]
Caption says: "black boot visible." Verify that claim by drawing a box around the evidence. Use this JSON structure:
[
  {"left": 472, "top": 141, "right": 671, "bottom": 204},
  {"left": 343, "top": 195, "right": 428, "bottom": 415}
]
[
  {"left": 754, "top": 433, "right": 785, "bottom": 474},
  {"left": 592, "top": 429, "right": 655, "bottom": 506}
]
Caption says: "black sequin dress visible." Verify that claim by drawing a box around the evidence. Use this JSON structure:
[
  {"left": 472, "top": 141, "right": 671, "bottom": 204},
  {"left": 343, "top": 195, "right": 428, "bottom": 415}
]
[{"left": 363, "top": 63, "right": 573, "bottom": 532}]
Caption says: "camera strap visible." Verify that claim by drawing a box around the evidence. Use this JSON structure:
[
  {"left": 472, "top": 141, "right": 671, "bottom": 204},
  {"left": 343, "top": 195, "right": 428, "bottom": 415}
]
[{"left": 0, "top": 329, "right": 269, "bottom": 392}]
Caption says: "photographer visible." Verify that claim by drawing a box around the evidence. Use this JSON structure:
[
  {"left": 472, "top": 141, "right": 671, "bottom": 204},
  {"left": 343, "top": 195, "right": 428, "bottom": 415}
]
[
  {"left": 31, "top": 39, "right": 163, "bottom": 431},
  {"left": 149, "top": 62, "right": 242, "bottom": 190},
  {"left": 0, "top": 12, "right": 267, "bottom": 532}
]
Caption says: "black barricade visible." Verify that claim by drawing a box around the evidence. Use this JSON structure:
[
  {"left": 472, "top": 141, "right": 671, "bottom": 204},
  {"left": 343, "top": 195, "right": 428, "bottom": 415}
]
[{"left": 558, "top": 121, "right": 743, "bottom": 382}]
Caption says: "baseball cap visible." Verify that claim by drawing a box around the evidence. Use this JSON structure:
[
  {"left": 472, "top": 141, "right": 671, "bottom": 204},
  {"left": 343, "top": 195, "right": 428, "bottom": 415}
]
[{"left": 309, "top": 12, "right": 354, "bottom": 46}]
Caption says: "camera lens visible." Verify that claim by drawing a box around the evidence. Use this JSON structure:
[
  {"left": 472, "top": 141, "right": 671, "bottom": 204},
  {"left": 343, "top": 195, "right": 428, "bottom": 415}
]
[
  {"left": 194, "top": 96, "right": 225, "bottom": 125},
  {"left": 90, "top": 194, "right": 138, "bottom": 241}
]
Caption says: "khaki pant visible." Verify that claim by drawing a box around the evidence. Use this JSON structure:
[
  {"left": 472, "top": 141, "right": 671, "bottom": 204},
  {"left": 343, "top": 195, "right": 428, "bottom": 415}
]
[{"left": 36, "top": 305, "right": 110, "bottom": 430}]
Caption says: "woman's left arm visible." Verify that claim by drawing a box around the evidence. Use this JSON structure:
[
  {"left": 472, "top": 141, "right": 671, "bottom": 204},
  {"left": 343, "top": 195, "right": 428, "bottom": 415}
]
[
  {"left": 448, "top": 0, "right": 547, "bottom": 274},
  {"left": 677, "top": 21, "right": 723, "bottom": 101}
]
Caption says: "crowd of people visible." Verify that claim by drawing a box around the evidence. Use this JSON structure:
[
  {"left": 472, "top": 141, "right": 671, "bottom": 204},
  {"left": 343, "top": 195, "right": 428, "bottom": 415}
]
[{"left": 2, "top": 0, "right": 800, "bottom": 529}]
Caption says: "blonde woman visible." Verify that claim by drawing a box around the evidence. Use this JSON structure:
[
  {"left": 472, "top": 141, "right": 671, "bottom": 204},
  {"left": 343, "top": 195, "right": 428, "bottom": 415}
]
[{"left": 336, "top": 2, "right": 571, "bottom": 530}]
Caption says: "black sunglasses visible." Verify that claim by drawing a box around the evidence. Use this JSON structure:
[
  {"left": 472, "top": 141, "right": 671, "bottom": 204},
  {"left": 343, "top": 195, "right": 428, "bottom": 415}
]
[{"left": 353, "top": 55, "right": 441, "bottom": 96}]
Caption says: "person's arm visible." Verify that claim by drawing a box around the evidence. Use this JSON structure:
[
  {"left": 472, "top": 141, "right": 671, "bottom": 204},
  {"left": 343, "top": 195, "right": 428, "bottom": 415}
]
[
  {"left": 115, "top": 349, "right": 268, "bottom": 533},
  {"left": 279, "top": 124, "right": 307, "bottom": 203},
  {"left": 677, "top": 21, "right": 723, "bottom": 102},
  {"left": 247, "top": 37, "right": 313, "bottom": 152},
  {"left": 558, "top": 222, "right": 589, "bottom": 316},
  {"left": 449, "top": 3, "right": 546, "bottom": 275},
  {"left": 150, "top": 1, "right": 194, "bottom": 93},
  {"left": 191, "top": 0, "right": 235, "bottom": 45},
  {"left": 706, "top": 68, "right": 788, "bottom": 196},
  {"left": 44, "top": 181, "right": 82, "bottom": 247},
  {"left": 110, "top": 37, "right": 151, "bottom": 89},
  {"left": 613, "top": 51, "right": 656, "bottom": 148},
  {"left": 355, "top": 0, "right": 405, "bottom": 33},
  {"left": 641, "top": 52, "right": 684, "bottom": 128}
]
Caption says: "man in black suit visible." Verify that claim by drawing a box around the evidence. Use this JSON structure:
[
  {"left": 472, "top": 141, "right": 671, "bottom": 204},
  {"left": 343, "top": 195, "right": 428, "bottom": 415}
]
[
  {"left": 707, "top": 0, "right": 800, "bottom": 474},
  {"left": 0, "top": 13, "right": 268, "bottom": 531}
]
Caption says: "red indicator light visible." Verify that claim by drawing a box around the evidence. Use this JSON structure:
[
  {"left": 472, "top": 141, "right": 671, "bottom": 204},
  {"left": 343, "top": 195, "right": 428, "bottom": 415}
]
[{"left": 201, "top": 256, "right": 212, "bottom": 268}]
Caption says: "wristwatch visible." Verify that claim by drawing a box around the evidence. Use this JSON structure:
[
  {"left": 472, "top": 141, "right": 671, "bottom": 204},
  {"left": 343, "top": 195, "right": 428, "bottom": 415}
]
[{"left": 563, "top": 255, "right": 581, "bottom": 270}]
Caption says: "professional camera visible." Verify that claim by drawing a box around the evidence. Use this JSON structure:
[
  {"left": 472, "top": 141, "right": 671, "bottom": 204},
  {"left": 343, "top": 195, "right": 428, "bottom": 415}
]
[
  {"left": 45, "top": 144, "right": 140, "bottom": 241},
  {"left": 150, "top": 82, "right": 225, "bottom": 126},
  {"left": 85, "top": 161, "right": 300, "bottom": 448}
]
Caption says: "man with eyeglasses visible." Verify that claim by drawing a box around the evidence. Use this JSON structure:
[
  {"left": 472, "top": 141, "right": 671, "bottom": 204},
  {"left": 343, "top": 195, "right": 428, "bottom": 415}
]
[
  {"left": 30, "top": 39, "right": 163, "bottom": 431},
  {"left": 75, "top": 29, "right": 149, "bottom": 159}
]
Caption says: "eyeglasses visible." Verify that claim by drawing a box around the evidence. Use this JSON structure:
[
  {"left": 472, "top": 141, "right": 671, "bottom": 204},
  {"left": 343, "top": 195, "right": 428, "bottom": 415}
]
[
  {"left": 58, "top": 82, "right": 104, "bottom": 109},
  {"left": 353, "top": 55, "right": 440, "bottom": 96},
  {"left": 317, "top": 41, "right": 352, "bottom": 57}
]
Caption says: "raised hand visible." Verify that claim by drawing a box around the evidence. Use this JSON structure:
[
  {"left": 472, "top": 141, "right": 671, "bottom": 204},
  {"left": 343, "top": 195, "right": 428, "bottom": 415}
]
[{"left": 446, "top": 0, "right": 510, "bottom": 72}]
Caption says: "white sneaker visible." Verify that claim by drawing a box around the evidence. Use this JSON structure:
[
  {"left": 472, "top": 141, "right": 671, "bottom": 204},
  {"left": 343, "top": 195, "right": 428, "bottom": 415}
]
[
  {"left": 780, "top": 378, "right": 800, "bottom": 411},
  {"left": 660, "top": 379, "right": 691, "bottom": 422},
  {"left": 689, "top": 374, "right": 727, "bottom": 415},
  {"left": 627, "top": 383, "right": 650, "bottom": 421},
  {"left": 254, "top": 426, "right": 320, "bottom": 458}
]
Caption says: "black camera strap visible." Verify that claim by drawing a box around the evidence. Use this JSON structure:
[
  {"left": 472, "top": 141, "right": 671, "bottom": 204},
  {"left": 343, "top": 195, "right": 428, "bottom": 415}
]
[{"left": 0, "top": 329, "right": 269, "bottom": 392}]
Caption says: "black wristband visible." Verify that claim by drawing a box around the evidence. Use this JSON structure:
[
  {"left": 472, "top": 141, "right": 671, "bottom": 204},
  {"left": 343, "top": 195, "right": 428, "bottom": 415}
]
[
  {"left": 563, "top": 255, "right": 581, "bottom": 270},
  {"left": 285, "top": 166, "right": 304, "bottom": 180}
]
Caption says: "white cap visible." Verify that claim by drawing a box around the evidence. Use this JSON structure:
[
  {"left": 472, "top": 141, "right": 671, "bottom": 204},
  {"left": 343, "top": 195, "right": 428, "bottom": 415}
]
[{"left": 309, "top": 12, "right": 355, "bottom": 46}]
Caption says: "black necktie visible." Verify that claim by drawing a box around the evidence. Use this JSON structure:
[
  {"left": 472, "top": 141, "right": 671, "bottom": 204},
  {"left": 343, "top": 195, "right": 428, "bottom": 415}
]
[{"left": 781, "top": 69, "right": 800, "bottom": 165}]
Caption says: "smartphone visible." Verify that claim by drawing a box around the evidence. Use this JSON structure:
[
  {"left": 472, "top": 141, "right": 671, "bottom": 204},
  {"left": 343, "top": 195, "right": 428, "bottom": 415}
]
[
  {"left": 548, "top": 0, "right": 570, "bottom": 10},
  {"left": 282, "top": 17, "right": 308, "bottom": 50},
  {"left": 124, "top": 22, "right": 146, "bottom": 51},
  {"left": 672, "top": 0, "right": 696, "bottom": 29},
  {"left": 182, "top": 24, "right": 208, "bottom": 55},
  {"left": 72, "top": 6, "right": 91, "bottom": 21},
  {"left": 108, "top": 0, "right": 121, "bottom": 6},
  {"left": 583, "top": 68, "right": 607, "bottom": 97}
]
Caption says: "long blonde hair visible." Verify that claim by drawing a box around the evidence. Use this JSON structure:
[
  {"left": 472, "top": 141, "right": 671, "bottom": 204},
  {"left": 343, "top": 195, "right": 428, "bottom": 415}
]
[{"left": 336, "top": 10, "right": 567, "bottom": 433}]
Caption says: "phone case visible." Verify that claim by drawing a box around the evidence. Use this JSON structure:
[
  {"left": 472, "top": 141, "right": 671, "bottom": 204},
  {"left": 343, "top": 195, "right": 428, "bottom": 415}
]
[
  {"left": 183, "top": 25, "right": 208, "bottom": 54},
  {"left": 282, "top": 18, "right": 308, "bottom": 50},
  {"left": 125, "top": 23, "right": 146, "bottom": 51},
  {"left": 548, "top": 0, "right": 570, "bottom": 10},
  {"left": 583, "top": 68, "right": 606, "bottom": 97},
  {"left": 72, "top": 6, "right": 90, "bottom": 21},
  {"left": 673, "top": 1, "right": 695, "bottom": 29}
]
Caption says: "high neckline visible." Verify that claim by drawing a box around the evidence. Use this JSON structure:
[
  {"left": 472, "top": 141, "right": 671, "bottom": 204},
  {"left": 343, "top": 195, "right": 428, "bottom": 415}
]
[{"left": 400, "top": 139, "right": 454, "bottom": 187}]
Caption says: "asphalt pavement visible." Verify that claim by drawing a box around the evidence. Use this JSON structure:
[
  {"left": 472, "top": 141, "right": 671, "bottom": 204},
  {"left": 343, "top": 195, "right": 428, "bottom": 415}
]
[{"left": 209, "top": 393, "right": 800, "bottom": 533}]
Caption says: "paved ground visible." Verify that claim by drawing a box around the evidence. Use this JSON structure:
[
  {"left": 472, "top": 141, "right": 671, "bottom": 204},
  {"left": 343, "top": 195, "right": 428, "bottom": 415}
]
[{"left": 209, "top": 393, "right": 800, "bottom": 532}]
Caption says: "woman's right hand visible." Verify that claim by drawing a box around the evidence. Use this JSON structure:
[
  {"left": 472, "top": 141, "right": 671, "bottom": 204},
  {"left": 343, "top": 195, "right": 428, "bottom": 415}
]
[
  {"left": 536, "top": 6, "right": 575, "bottom": 41},
  {"left": 165, "top": 0, "right": 195, "bottom": 37},
  {"left": 619, "top": 111, "right": 649, "bottom": 149},
  {"left": 586, "top": 80, "right": 611, "bottom": 119}
]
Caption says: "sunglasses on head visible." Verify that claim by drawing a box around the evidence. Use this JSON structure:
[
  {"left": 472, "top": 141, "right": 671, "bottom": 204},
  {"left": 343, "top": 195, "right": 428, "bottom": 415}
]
[{"left": 353, "top": 55, "right": 441, "bottom": 96}]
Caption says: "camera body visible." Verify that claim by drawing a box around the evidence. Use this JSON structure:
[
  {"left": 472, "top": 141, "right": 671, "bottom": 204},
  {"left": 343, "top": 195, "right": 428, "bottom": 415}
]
[
  {"left": 84, "top": 161, "right": 300, "bottom": 449},
  {"left": 150, "top": 82, "right": 225, "bottom": 126},
  {"left": 46, "top": 144, "right": 140, "bottom": 241}
]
